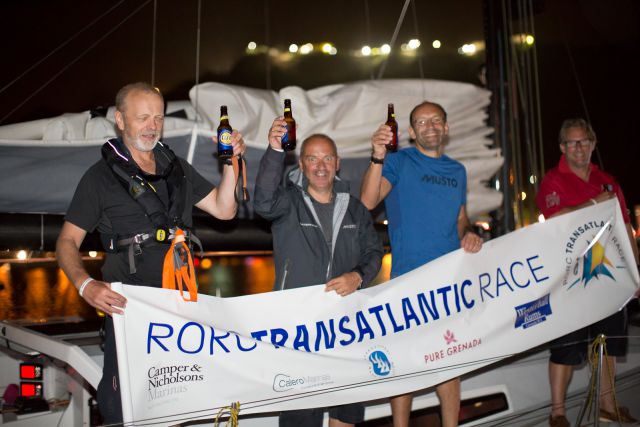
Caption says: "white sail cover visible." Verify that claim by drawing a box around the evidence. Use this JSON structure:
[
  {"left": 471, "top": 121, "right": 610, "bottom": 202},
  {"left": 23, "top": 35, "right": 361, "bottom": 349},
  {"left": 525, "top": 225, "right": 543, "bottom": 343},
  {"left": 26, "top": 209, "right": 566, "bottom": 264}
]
[{"left": 0, "top": 79, "right": 501, "bottom": 217}]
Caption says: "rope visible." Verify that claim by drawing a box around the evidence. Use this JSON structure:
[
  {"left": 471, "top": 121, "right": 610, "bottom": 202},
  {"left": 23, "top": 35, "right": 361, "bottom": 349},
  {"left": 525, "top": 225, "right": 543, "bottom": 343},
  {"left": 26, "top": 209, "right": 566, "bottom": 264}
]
[
  {"left": 194, "top": 0, "right": 202, "bottom": 113},
  {"left": 363, "top": 0, "right": 374, "bottom": 80},
  {"left": 0, "top": 0, "right": 153, "bottom": 125},
  {"left": 263, "top": 0, "right": 272, "bottom": 90},
  {"left": 213, "top": 402, "right": 241, "bottom": 427},
  {"left": 151, "top": 0, "right": 158, "bottom": 87},
  {"left": 527, "top": 0, "right": 545, "bottom": 178},
  {"left": 0, "top": 0, "right": 128, "bottom": 96},
  {"left": 410, "top": 0, "right": 427, "bottom": 100},
  {"left": 583, "top": 334, "right": 620, "bottom": 423},
  {"left": 556, "top": 12, "right": 605, "bottom": 171},
  {"left": 376, "top": 0, "right": 411, "bottom": 80}
]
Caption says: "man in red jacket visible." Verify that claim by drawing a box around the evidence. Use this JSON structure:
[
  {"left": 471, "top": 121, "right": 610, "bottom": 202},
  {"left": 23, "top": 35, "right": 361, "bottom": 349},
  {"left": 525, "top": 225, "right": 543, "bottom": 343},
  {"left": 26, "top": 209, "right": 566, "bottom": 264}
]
[{"left": 536, "top": 118, "right": 639, "bottom": 427}]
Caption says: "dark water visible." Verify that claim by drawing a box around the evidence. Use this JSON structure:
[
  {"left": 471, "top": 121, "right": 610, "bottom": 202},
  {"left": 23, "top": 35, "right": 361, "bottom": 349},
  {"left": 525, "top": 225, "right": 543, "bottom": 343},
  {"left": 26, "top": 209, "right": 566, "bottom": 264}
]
[{"left": 0, "top": 254, "right": 391, "bottom": 322}]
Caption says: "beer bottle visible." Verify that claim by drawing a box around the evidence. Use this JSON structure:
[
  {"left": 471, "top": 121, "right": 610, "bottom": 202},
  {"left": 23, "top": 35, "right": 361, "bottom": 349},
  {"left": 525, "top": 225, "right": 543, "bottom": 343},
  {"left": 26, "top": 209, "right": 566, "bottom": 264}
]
[
  {"left": 217, "top": 105, "right": 233, "bottom": 159},
  {"left": 281, "top": 99, "right": 297, "bottom": 151},
  {"left": 385, "top": 103, "right": 398, "bottom": 152}
]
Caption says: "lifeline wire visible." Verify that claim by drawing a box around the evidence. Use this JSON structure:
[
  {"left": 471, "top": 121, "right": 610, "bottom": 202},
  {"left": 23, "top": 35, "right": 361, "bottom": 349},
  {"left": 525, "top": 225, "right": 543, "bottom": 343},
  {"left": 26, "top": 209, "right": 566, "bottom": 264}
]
[
  {"left": 94, "top": 334, "right": 635, "bottom": 426},
  {"left": 0, "top": 0, "right": 153, "bottom": 125}
]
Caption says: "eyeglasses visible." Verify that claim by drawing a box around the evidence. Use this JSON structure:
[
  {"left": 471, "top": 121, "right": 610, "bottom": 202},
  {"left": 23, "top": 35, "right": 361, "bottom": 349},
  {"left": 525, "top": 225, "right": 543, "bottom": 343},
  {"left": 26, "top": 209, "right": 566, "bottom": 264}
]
[
  {"left": 562, "top": 139, "right": 592, "bottom": 149},
  {"left": 413, "top": 117, "right": 445, "bottom": 127}
]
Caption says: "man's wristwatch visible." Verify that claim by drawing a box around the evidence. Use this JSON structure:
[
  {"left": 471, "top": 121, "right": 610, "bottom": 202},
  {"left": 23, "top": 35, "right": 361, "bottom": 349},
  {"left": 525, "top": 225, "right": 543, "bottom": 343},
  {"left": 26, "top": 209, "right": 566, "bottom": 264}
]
[{"left": 370, "top": 155, "right": 384, "bottom": 165}]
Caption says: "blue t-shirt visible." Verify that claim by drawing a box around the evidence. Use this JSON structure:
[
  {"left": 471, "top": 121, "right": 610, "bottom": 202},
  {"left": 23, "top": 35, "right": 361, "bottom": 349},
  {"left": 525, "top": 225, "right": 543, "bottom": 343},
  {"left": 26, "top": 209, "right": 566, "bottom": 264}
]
[{"left": 383, "top": 147, "right": 467, "bottom": 277}]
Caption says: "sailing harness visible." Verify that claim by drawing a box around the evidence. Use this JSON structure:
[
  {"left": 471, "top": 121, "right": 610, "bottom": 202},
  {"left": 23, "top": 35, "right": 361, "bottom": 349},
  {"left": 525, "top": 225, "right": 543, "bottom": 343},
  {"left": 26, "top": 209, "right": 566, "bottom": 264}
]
[{"left": 101, "top": 138, "right": 248, "bottom": 301}]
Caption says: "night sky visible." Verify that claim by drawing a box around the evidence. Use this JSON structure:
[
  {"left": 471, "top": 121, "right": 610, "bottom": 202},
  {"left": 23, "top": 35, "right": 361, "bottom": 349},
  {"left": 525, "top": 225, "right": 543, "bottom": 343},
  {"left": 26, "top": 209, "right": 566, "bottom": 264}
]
[{"left": 2, "top": 0, "right": 639, "bottom": 219}]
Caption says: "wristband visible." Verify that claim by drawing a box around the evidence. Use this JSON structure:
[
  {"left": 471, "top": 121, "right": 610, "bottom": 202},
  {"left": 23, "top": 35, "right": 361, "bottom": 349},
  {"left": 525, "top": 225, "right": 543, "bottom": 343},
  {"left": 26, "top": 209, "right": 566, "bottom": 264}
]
[
  {"left": 370, "top": 155, "right": 384, "bottom": 165},
  {"left": 78, "top": 277, "right": 94, "bottom": 297}
]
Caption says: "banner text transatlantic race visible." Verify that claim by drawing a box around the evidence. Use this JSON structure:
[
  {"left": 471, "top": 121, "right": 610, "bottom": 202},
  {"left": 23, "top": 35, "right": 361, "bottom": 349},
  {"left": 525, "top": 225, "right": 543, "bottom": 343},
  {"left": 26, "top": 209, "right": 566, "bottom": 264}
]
[{"left": 113, "top": 199, "right": 639, "bottom": 426}]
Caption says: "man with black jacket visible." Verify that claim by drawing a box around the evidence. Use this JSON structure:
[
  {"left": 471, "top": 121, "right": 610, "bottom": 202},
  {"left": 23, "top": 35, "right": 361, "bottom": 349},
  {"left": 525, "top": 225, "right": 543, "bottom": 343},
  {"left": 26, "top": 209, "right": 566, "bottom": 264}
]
[
  {"left": 56, "top": 82, "right": 245, "bottom": 423},
  {"left": 254, "top": 118, "right": 383, "bottom": 427}
]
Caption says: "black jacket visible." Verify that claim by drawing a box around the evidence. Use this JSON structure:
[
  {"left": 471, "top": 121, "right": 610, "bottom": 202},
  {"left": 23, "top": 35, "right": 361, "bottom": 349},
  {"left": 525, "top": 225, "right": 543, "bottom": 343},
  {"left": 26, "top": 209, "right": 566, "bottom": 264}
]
[{"left": 254, "top": 147, "right": 383, "bottom": 290}]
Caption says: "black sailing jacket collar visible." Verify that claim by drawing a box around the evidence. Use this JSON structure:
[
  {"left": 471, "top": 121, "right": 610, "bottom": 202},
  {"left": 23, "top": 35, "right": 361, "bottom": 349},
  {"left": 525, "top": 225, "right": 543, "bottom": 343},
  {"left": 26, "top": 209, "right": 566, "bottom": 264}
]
[{"left": 101, "top": 137, "right": 187, "bottom": 230}]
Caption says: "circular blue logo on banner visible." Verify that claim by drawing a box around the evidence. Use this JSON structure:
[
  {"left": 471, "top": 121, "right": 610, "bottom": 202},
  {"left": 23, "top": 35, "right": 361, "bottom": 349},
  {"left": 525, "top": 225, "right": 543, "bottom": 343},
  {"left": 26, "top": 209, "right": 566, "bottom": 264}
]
[{"left": 368, "top": 350, "right": 392, "bottom": 377}]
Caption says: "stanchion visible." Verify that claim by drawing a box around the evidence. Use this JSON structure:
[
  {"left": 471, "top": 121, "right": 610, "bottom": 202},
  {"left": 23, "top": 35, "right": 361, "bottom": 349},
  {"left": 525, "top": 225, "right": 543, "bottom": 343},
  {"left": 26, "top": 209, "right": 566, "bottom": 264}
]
[{"left": 575, "top": 334, "right": 606, "bottom": 427}]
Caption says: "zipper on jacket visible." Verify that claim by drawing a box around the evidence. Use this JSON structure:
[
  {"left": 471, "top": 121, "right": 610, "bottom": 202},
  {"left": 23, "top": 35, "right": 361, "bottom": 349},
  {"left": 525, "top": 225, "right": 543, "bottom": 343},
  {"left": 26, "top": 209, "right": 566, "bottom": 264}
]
[{"left": 280, "top": 258, "right": 290, "bottom": 290}]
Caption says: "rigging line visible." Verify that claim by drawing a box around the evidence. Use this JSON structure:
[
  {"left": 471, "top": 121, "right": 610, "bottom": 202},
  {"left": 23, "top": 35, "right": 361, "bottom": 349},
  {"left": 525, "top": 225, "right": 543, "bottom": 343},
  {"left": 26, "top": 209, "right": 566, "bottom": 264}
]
[
  {"left": 528, "top": 0, "right": 545, "bottom": 178},
  {"left": 505, "top": 0, "right": 528, "bottom": 227},
  {"left": 522, "top": 0, "right": 543, "bottom": 190},
  {"left": 410, "top": 0, "right": 426, "bottom": 99},
  {"left": 521, "top": 0, "right": 539, "bottom": 184},
  {"left": 363, "top": 0, "right": 374, "bottom": 80},
  {"left": 376, "top": 0, "right": 411, "bottom": 80},
  {"left": 194, "top": 0, "right": 202, "bottom": 112},
  {"left": 0, "top": 0, "right": 153, "bottom": 126},
  {"left": 556, "top": 15, "right": 604, "bottom": 171},
  {"left": 264, "top": 0, "right": 272, "bottom": 90},
  {"left": 151, "top": 0, "right": 158, "bottom": 87},
  {"left": 516, "top": 0, "right": 537, "bottom": 192},
  {"left": 501, "top": 0, "right": 523, "bottom": 227},
  {"left": 0, "top": 0, "right": 128, "bottom": 96}
]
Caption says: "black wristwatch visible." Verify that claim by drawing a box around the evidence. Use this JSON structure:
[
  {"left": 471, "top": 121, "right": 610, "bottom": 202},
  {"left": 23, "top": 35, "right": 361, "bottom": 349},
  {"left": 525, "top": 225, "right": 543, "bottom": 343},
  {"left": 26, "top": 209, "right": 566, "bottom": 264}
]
[{"left": 370, "top": 155, "right": 384, "bottom": 165}]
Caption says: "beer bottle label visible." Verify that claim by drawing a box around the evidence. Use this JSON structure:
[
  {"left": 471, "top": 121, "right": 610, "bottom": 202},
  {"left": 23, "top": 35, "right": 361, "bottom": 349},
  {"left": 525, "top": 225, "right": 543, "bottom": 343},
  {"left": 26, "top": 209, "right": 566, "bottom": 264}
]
[
  {"left": 281, "top": 124, "right": 289, "bottom": 143},
  {"left": 218, "top": 129, "right": 233, "bottom": 148}
]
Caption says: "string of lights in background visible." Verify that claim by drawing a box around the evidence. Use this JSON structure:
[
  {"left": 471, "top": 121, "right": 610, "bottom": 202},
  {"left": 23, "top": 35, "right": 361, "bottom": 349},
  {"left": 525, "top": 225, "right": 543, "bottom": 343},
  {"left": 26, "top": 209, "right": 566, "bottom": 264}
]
[{"left": 244, "top": 34, "right": 534, "bottom": 58}]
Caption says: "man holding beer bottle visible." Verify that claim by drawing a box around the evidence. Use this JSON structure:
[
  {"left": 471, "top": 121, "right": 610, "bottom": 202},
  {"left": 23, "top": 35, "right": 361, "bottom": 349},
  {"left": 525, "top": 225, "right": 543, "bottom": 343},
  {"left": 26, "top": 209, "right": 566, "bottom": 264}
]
[
  {"left": 255, "top": 115, "right": 383, "bottom": 427},
  {"left": 360, "top": 101, "right": 482, "bottom": 427},
  {"left": 56, "top": 82, "right": 246, "bottom": 424}
]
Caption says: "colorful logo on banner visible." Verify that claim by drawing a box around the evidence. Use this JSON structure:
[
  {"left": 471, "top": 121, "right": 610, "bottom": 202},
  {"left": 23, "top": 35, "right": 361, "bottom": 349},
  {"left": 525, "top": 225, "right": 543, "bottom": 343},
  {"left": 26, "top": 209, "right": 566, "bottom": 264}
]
[
  {"left": 444, "top": 330, "right": 457, "bottom": 345},
  {"left": 561, "top": 220, "right": 618, "bottom": 290},
  {"left": 581, "top": 242, "right": 615, "bottom": 285},
  {"left": 424, "top": 331, "right": 482, "bottom": 365},
  {"left": 514, "top": 294, "right": 552, "bottom": 329},
  {"left": 366, "top": 348, "right": 392, "bottom": 377}
]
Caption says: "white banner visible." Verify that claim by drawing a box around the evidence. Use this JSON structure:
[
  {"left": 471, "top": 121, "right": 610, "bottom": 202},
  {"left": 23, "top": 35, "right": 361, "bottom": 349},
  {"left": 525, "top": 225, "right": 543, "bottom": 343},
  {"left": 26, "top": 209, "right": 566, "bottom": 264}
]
[{"left": 113, "top": 199, "right": 638, "bottom": 426}]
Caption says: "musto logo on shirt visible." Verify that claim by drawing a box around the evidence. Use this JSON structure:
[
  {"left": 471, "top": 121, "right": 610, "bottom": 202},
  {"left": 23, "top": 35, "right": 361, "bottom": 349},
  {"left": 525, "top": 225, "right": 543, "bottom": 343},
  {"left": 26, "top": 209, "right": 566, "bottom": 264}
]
[
  {"left": 561, "top": 220, "right": 625, "bottom": 290},
  {"left": 366, "top": 347, "right": 393, "bottom": 377},
  {"left": 421, "top": 174, "right": 458, "bottom": 188}
]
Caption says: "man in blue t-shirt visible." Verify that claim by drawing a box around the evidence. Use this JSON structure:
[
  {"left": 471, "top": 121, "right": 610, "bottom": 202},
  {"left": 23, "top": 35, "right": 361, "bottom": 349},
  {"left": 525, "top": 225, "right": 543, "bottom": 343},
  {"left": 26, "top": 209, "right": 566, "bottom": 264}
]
[{"left": 360, "top": 101, "right": 483, "bottom": 427}]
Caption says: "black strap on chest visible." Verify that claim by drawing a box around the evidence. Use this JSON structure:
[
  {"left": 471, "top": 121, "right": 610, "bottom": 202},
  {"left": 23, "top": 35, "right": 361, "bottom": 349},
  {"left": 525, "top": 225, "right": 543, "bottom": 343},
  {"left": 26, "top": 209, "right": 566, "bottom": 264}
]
[
  {"left": 101, "top": 138, "right": 192, "bottom": 273},
  {"left": 102, "top": 138, "right": 187, "bottom": 230}
]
